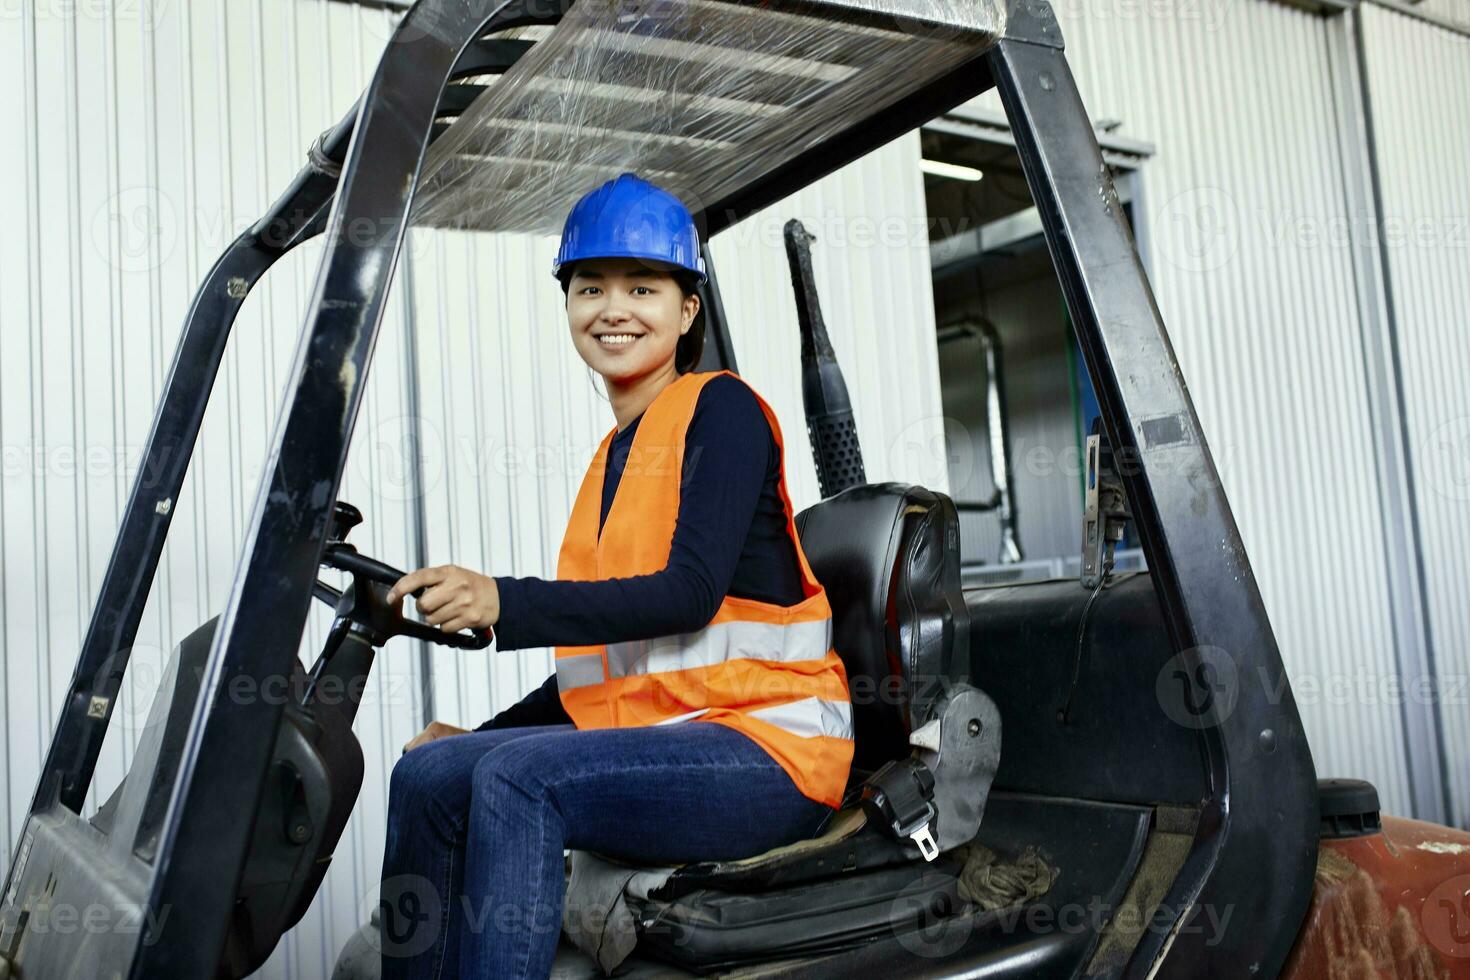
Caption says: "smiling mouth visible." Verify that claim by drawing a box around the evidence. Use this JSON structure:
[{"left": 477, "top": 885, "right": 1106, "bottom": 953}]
[{"left": 595, "top": 333, "right": 643, "bottom": 348}]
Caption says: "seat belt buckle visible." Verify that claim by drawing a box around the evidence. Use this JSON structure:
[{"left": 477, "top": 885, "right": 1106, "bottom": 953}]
[
  {"left": 859, "top": 757, "right": 940, "bottom": 862},
  {"left": 906, "top": 818, "right": 940, "bottom": 861}
]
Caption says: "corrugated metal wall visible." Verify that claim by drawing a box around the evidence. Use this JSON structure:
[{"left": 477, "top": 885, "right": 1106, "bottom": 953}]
[
  {"left": 0, "top": 2, "right": 426, "bottom": 976},
  {"left": 960, "top": 0, "right": 1418, "bottom": 813},
  {"left": 1413, "top": 0, "right": 1470, "bottom": 30},
  {"left": 1359, "top": 1, "right": 1470, "bottom": 826},
  {"left": 1, "top": 1, "right": 1464, "bottom": 976},
  {"left": 0, "top": 3, "right": 947, "bottom": 975}
]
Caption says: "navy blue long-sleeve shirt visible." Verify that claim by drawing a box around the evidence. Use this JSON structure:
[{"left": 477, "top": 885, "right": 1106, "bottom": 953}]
[{"left": 474, "top": 374, "right": 806, "bottom": 732}]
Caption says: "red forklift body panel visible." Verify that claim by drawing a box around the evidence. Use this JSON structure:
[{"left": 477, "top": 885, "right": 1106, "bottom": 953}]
[{"left": 1283, "top": 817, "right": 1470, "bottom": 980}]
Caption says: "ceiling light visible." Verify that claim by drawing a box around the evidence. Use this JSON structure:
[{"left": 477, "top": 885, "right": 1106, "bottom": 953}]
[{"left": 920, "top": 159, "right": 984, "bottom": 182}]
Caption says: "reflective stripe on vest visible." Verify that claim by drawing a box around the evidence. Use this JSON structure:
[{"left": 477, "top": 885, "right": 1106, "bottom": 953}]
[
  {"left": 552, "top": 370, "right": 855, "bottom": 808},
  {"left": 604, "top": 618, "right": 832, "bottom": 679},
  {"left": 556, "top": 652, "right": 604, "bottom": 690},
  {"left": 748, "top": 696, "right": 854, "bottom": 741}
]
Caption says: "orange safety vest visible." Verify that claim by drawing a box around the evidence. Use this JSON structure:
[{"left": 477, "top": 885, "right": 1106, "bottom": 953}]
[{"left": 554, "top": 369, "right": 854, "bottom": 808}]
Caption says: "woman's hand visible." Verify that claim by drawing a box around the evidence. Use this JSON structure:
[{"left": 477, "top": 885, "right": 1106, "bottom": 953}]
[
  {"left": 387, "top": 564, "right": 501, "bottom": 634},
  {"left": 403, "top": 720, "right": 468, "bottom": 754}
]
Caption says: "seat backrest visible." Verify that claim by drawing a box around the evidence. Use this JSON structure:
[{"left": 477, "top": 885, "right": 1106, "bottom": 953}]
[{"left": 795, "top": 482, "right": 970, "bottom": 774}]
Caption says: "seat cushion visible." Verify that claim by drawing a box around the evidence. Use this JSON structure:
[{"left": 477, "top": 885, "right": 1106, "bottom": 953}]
[
  {"left": 653, "top": 806, "right": 917, "bottom": 899},
  {"left": 631, "top": 851, "right": 966, "bottom": 971},
  {"left": 582, "top": 484, "right": 971, "bottom": 949}
]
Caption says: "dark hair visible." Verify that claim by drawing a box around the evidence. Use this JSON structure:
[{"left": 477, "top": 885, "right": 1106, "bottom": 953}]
[
  {"left": 559, "top": 262, "right": 706, "bottom": 374},
  {"left": 669, "top": 269, "right": 706, "bottom": 374}
]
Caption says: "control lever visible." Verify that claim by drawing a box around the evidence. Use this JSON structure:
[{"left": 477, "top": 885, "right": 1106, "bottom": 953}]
[
  {"left": 785, "top": 219, "right": 866, "bottom": 498},
  {"left": 327, "top": 500, "right": 364, "bottom": 544},
  {"left": 1081, "top": 423, "right": 1131, "bottom": 589},
  {"left": 1063, "top": 436, "right": 1130, "bottom": 723},
  {"left": 860, "top": 757, "right": 940, "bottom": 861}
]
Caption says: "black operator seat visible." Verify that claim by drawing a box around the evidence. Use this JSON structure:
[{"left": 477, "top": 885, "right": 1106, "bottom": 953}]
[
  {"left": 799, "top": 482, "right": 972, "bottom": 776},
  {"left": 597, "top": 483, "right": 1000, "bottom": 972},
  {"left": 635, "top": 481, "right": 979, "bottom": 894}
]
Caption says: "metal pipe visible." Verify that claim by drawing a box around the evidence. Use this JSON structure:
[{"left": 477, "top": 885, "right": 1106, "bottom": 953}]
[{"left": 938, "top": 319, "right": 1022, "bottom": 563}]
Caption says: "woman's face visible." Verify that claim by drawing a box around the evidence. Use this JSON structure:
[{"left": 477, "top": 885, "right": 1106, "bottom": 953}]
[{"left": 565, "top": 257, "right": 699, "bottom": 383}]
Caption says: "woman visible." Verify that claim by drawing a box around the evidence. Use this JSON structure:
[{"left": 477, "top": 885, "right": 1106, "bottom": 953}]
[{"left": 377, "top": 173, "right": 855, "bottom": 978}]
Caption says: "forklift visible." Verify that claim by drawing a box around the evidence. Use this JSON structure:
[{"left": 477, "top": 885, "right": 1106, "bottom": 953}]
[{"left": 3, "top": 0, "right": 1467, "bottom": 977}]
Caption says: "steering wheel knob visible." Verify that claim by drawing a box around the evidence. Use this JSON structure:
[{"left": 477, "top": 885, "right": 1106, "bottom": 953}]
[{"left": 327, "top": 500, "right": 364, "bottom": 544}]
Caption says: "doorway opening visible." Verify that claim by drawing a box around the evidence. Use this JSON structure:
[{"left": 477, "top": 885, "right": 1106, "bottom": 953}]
[{"left": 920, "top": 105, "right": 1154, "bottom": 584}]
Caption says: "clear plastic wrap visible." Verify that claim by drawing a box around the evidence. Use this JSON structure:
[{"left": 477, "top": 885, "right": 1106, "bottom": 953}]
[{"left": 411, "top": 0, "right": 1004, "bottom": 236}]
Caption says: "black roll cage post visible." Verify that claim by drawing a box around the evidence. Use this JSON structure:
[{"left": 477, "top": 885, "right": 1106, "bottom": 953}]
[{"left": 2, "top": 1, "right": 1317, "bottom": 977}]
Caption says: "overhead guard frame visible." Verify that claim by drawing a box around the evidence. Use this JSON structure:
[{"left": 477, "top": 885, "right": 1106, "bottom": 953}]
[{"left": 1, "top": 1, "right": 1317, "bottom": 977}]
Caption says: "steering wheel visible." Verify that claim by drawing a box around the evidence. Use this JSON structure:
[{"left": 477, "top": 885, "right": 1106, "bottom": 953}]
[{"left": 311, "top": 501, "right": 492, "bottom": 651}]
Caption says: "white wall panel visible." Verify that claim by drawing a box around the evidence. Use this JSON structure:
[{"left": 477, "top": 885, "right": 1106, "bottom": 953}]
[
  {"left": 712, "top": 134, "right": 952, "bottom": 508},
  {"left": 405, "top": 227, "right": 587, "bottom": 736},
  {"left": 0, "top": 2, "right": 419, "bottom": 977},
  {"left": 3, "top": 2, "right": 1467, "bottom": 978},
  {"left": 1063, "top": 0, "right": 1420, "bottom": 815},
  {"left": 3, "top": 8, "right": 950, "bottom": 975},
  {"left": 1360, "top": 2, "right": 1470, "bottom": 827},
  {"left": 1410, "top": 0, "right": 1470, "bottom": 30},
  {"left": 964, "top": 0, "right": 1415, "bottom": 813}
]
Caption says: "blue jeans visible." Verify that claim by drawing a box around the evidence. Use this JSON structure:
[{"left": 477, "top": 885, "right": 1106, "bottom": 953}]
[{"left": 378, "top": 721, "right": 835, "bottom": 978}]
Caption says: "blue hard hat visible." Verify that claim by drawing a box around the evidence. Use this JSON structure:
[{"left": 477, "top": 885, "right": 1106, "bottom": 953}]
[{"left": 552, "top": 173, "right": 707, "bottom": 285}]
